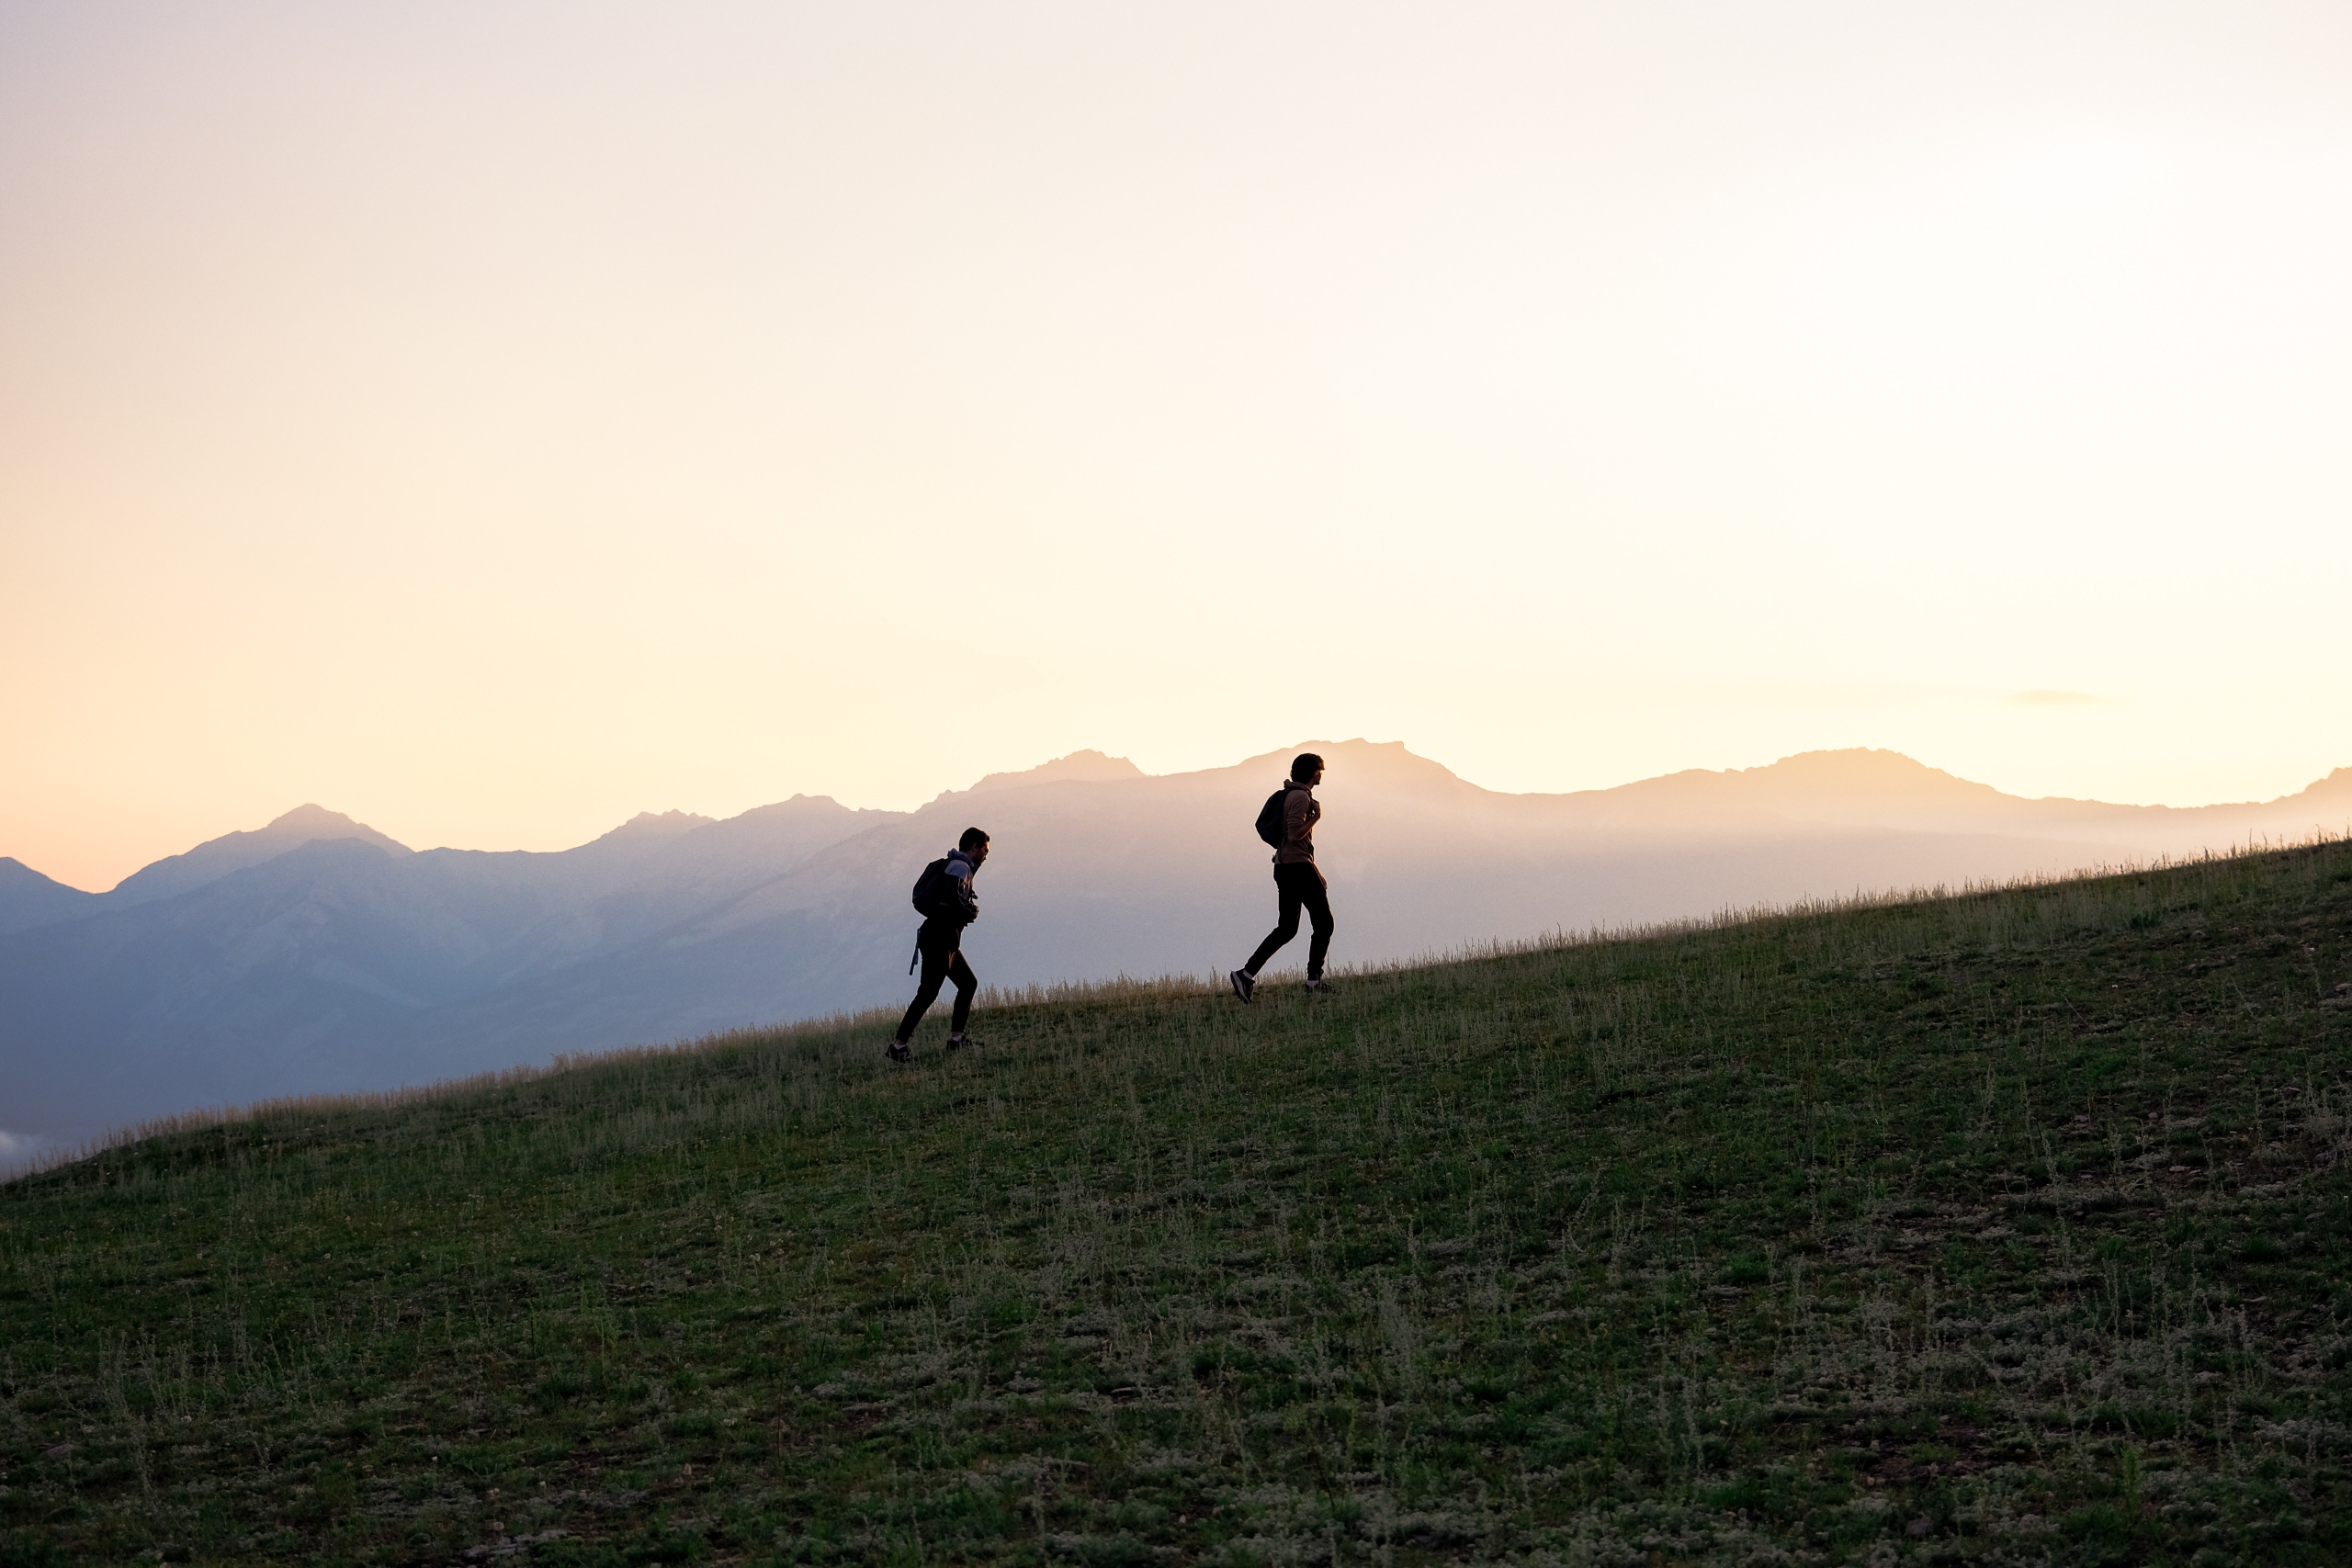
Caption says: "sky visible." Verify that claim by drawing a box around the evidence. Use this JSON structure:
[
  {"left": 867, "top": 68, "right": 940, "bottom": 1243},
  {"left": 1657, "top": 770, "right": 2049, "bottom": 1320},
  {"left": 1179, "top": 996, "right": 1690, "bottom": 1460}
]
[{"left": 4, "top": 1, "right": 2349, "bottom": 894}]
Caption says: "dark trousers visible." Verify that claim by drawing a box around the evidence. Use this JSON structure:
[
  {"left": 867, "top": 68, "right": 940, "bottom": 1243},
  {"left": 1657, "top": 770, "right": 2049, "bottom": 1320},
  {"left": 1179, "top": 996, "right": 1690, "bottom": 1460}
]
[
  {"left": 897, "top": 922, "right": 976, "bottom": 1042},
  {"left": 1245, "top": 861, "right": 1333, "bottom": 981}
]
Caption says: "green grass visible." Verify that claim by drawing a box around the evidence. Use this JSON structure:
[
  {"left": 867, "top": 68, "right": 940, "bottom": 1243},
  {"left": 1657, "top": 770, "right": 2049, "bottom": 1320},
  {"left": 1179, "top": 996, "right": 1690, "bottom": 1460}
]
[{"left": 5, "top": 841, "right": 2351, "bottom": 1566}]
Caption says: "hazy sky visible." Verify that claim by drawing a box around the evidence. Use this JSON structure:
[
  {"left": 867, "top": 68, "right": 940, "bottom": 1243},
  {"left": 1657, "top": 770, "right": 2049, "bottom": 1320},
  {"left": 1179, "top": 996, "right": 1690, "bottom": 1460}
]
[{"left": 5, "top": 2, "right": 2349, "bottom": 892}]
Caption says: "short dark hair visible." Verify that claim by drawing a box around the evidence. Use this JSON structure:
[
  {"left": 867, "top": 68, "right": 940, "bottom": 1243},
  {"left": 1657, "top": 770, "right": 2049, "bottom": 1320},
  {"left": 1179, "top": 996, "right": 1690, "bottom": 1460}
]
[
  {"left": 1290, "top": 752, "right": 1324, "bottom": 784},
  {"left": 958, "top": 827, "right": 990, "bottom": 852}
]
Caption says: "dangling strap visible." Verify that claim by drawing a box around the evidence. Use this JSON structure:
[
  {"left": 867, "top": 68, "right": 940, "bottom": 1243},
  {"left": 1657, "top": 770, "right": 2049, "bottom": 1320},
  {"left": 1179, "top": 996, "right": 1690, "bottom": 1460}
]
[{"left": 909, "top": 943, "right": 920, "bottom": 976}]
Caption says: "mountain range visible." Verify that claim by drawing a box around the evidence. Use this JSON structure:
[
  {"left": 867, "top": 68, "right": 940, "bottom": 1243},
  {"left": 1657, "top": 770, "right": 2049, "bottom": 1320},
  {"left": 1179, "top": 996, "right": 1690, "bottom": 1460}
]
[{"left": 5, "top": 740, "right": 2348, "bottom": 1148}]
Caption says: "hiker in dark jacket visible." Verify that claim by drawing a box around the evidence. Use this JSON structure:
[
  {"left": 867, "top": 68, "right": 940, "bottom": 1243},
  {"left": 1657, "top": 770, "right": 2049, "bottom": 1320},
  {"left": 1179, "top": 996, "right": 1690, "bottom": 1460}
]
[
  {"left": 889, "top": 827, "right": 989, "bottom": 1062},
  {"left": 1230, "top": 753, "right": 1335, "bottom": 1002}
]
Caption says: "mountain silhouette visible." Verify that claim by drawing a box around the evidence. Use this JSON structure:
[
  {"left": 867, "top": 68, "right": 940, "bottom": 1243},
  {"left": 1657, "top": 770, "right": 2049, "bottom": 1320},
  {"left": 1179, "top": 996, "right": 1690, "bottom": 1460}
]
[
  {"left": 3, "top": 743, "right": 2346, "bottom": 1147},
  {"left": 0, "top": 858, "right": 96, "bottom": 937},
  {"left": 98, "top": 804, "right": 413, "bottom": 911}
]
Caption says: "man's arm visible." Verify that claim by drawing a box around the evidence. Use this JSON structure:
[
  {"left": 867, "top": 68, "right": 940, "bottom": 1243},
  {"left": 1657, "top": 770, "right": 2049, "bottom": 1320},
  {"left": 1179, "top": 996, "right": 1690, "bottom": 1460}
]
[
  {"left": 1283, "top": 788, "right": 1318, "bottom": 858},
  {"left": 947, "top": 852, "right": 981, "bottom": 922}
]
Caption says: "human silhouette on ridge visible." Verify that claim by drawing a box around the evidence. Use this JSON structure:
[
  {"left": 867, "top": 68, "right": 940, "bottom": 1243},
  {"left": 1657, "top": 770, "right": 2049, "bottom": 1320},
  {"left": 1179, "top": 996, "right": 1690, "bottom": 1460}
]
[{"left": 1230, "top": 751, "right": 1337, "bottom": 1002}]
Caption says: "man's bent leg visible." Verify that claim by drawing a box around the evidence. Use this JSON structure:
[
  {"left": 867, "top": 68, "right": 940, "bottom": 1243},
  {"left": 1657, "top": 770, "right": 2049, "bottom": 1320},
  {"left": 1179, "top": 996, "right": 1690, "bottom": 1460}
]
[
  {"left": 897, "top": 941, "right": 951, "bottom": 1042},
  {"left": 946, "top": 950, "right": 978, "bottom": 1034},
  {"left": 1244, "top": 874, "right": 1306, "bottom": 976}
]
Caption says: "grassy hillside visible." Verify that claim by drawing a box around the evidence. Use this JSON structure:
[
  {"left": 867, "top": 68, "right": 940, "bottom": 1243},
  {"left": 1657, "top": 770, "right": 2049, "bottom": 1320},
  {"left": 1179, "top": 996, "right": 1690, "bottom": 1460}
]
[{"left": 4, "top": 842, "right": 2349, "bottom": 1567}]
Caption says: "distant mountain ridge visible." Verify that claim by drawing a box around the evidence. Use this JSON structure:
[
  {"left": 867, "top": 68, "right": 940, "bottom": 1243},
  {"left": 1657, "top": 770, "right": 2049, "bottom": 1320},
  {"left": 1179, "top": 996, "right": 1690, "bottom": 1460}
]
[
  {"left": 128, "top": 802, "right": 409, "bottom": 900},
  {"left": 0, "top": 859, "right": 95, "bottom": 937},
  {"left": 599, "top": 810, "right": 720, "bottom": 840},
  {"left": 4, "top": 743, "right": 2347, "bottom": 1146},
  {"left": 1556, "top": 750, "right": 2352, "bottom": 838}
]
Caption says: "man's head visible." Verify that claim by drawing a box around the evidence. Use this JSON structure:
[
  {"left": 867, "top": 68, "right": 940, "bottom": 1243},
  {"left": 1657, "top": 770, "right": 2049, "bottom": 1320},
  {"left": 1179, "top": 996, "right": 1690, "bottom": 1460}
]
[
  {"left": 958, "top": 826, "right": 991, "bottom": 864},
  {"left": 1291, "top": 752, "right": 1324, "bottom": 786}
]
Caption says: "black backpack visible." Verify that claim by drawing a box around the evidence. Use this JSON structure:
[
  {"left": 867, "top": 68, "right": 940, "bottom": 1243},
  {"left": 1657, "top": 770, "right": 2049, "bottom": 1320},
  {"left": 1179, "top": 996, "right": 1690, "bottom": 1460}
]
[
  {"left": 910, "top": 857, "right": 961, "bottom": 920},
  {"left": 1253, "top": 786, "right": 1289, "bottom": 849}
]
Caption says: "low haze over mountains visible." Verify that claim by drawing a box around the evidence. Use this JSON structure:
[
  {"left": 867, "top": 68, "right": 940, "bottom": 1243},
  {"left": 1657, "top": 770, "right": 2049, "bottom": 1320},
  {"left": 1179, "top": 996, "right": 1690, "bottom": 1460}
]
[{"left": 5, "top": 742, "right": 2348, "bottom": 1149}]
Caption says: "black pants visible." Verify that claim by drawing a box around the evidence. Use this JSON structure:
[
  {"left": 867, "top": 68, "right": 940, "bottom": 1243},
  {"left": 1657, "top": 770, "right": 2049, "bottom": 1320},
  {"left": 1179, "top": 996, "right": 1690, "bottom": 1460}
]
[
  {"left": 1245, "top": 861, "right": 1333, "bottom": 981},
  {"left": 897, "top": 921, "right": 976, "bottom": 1042}
]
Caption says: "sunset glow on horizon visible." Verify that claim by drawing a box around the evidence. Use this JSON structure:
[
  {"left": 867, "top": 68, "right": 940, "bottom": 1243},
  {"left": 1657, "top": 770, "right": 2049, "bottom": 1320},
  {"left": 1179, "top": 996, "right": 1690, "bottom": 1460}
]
[{"left": 5, "top": 3, "right": 2349, "bottom": 893}]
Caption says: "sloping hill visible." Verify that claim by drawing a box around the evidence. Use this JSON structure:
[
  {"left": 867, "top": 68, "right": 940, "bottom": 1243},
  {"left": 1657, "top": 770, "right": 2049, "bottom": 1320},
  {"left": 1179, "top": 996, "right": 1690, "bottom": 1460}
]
[
  {"left": 4, "top": 840, "right": 2348, "bottom": 1563},
  {"left": 180, "top": 742, "right": 2168, "bottom": 1109},
  {"left": 6, "top": 743, "right": 2348, "bottom": 1144}
]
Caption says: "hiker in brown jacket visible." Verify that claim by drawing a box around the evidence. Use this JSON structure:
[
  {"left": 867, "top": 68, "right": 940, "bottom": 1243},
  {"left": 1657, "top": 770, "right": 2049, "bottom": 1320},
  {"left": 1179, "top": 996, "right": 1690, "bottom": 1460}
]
[{"left": 1230, "top": 752, "right": 1337, "bottom": 1001}]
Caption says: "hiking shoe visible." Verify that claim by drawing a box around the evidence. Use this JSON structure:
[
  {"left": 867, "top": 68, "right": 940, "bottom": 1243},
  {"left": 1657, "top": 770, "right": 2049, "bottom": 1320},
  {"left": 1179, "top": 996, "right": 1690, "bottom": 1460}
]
[
  {"left": 1302, "top": 978, "right": 1340, "bottom": 995},
  {"left": 886, "top": 1040, "right": 912, "bottom": 1064},
  {"left": 1228, "top": 969, "right": 1255, "bottom": 1004},
  {"left": 946, "top": 1033, "right": 979, "bottom": 1051}
]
